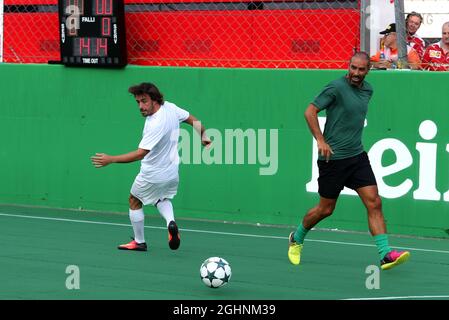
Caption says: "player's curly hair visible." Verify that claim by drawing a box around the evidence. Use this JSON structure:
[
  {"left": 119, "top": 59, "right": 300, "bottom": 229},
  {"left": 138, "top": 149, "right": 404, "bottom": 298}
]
[{"left": 128, "top": 82, "right": 164, "bottom": 105}]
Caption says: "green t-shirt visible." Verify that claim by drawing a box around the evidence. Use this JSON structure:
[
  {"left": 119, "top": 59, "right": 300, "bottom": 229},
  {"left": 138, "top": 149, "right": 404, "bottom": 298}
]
[{"left": 312, "top": 76, "right": 373, "bottom": 160}]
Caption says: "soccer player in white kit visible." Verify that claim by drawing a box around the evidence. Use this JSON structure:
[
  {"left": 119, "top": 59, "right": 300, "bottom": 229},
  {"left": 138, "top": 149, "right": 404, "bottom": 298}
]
[{"left": 91, "top": 82, "right": 211, "bottom": 251}]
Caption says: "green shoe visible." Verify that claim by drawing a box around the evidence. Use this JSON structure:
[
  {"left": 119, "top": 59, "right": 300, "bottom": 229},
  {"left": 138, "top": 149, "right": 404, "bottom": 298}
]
[{"left": 288, "top": 232, "right": 303, "bottom": 265}]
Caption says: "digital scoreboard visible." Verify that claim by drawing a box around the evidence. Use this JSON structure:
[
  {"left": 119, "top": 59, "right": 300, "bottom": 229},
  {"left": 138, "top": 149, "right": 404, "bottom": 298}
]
[{"left": 58, "top": 0, "right": 127, "bottom": 67}]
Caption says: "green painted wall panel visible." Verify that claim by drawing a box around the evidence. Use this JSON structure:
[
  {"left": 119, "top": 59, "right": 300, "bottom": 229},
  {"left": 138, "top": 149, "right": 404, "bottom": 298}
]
[{"left": 0, "top": 64, "right": 448, "bottom": 238}]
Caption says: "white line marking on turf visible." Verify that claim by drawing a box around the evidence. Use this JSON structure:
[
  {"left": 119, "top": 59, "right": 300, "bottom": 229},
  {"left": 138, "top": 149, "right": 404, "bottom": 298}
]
[
  {"left": 1, "top": 212, "right": 449, "bottom": 255},
  {"left": 344, "top": 295, "right": 449, "bottom": 300}
]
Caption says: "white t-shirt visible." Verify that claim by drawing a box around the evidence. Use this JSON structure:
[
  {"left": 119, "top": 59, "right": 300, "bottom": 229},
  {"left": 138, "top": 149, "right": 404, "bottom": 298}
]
[{"left": 138, "top": 101, "right": 189, "bottom": 183}]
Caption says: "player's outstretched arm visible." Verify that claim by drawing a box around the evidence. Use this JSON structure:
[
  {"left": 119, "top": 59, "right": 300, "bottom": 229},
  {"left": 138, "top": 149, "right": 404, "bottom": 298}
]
[
  {"left": 183, "top": 114, "right": 211, "bottom": 147},
  {"left": 90, "top": 148, "right": 149, "bottom": 168}
]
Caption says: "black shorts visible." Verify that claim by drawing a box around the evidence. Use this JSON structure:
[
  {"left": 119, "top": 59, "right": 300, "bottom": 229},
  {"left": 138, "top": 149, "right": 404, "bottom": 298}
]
[{"left": 317, "top": 151, "right": 377, "bottom": 199}]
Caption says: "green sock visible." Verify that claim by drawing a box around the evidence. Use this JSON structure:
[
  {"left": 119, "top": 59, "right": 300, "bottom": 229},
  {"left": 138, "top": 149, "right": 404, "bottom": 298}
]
[
  {"left": 293, "top": 223, "right": 309, "bottom": 244},
  {"left": 374, "top": 234, "right": 392, "bottom": 260}
]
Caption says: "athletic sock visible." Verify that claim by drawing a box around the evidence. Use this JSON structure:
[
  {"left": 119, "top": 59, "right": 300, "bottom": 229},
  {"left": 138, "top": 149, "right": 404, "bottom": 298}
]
[
  {"left": 156, "top": 199, "right": 175, "bottom": 227},
  {"left": 293, "top": 223, "right": 309, "bottom": 244},
  {"left": 374, "top": 234, "right": 392, "bottom": 260},
  {"left": 129, "top": 208, "right": 145, "bottom": 244}
]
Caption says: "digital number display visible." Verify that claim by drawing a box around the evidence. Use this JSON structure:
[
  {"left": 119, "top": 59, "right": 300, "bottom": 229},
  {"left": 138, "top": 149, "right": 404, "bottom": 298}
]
[{"left": 58, "top": 0, "right": 127, "bottom": 67}]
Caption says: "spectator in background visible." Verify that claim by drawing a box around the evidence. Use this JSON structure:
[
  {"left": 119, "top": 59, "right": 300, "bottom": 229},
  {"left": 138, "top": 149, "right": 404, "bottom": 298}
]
[
  {"left": 421, "top": 22, "right": 449, "bottom": 71},
  {"left": 371, "top": 23, "right": 421, "bottom": 70},
  {"left": 406, "top": 11, "right": 425, "bottom": 59}
]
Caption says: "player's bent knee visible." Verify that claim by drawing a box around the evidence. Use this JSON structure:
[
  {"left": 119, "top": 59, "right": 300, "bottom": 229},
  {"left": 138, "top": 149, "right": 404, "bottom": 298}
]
[
  {"left": 321, "top": 210, "right": 334, "bottom": 218},
  {"left": 367, "top": 196, "right": 382, "bottom": 211},
  {"left": 129, "top": 194, "right": 143, "bottom": 210},
  {"left": 319, "top": 206, "right": 335, "bottom": 218}
]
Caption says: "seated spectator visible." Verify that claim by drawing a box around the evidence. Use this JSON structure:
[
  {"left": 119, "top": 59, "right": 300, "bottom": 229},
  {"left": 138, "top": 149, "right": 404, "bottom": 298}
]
[
  {"left": 406, "top": 11, "right": 425, "bottom": 59},
  {"left": 371, "top": 23, "right": 421, "bottom": 70},
  {"left": 421, "top": 22, "right": 449, "bottom": 71}
]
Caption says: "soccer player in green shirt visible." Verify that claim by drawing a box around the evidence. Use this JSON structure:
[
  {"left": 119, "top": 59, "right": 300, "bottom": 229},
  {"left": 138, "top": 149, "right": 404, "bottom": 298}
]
[{"left": 288, "top": 52, "right": 410, "bottom": 270}]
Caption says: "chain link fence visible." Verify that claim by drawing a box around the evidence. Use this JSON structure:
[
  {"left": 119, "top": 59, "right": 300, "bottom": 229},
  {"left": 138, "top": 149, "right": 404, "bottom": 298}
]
[{"left": 2, "top": 0, "right": 361, "bottom": 68}]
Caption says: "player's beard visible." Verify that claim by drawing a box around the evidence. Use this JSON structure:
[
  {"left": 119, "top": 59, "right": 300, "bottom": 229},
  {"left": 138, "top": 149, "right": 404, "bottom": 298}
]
[
  {"left": 140, "top": 102, "right": 155, "bottom": 117},
  {"left": 348, "top": 73, "right": 364, "bottom": 87}
]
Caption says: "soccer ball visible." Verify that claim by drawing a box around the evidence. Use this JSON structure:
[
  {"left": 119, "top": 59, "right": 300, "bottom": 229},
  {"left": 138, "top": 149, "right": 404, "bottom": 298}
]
[{"left": 200, "top": 257, "right": 232, "bottom": 288}]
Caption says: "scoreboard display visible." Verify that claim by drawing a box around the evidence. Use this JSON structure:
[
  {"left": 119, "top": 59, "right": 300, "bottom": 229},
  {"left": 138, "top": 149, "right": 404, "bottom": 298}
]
[{"left": 58, "top": 0, "right": 127, "bottom": 67}]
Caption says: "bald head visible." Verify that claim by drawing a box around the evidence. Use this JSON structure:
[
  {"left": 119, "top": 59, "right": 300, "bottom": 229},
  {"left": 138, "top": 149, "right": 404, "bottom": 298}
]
[
  {"left": 442, "top": 22, "right": 449, "bottom": 46},
  {"left": 347, "top": 52, "right": 370, "bottom": 87},
  {"left": 350, "top": 51, "right": 371, "bottom": 69},
  {"left": 443, "top": 21, "right": 449, "bottom": 30}
]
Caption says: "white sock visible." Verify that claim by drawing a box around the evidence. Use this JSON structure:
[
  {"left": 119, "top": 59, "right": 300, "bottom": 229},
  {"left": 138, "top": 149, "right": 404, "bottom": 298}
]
[
  {"left": 129, "top": 208, "right": 145, "bottom": 244},
  {"left": 156, "top": 199, "right": 174, "bottom": 227}
]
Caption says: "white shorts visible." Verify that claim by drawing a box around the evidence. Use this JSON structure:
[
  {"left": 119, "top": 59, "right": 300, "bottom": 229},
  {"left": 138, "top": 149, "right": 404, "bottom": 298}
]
[{"left": 130, "top": 174, "right": 179, "bottom": 206}]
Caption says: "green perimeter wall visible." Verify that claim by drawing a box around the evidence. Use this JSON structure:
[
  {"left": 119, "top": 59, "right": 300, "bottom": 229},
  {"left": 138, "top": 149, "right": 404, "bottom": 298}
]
[{"left": 0, "top": 64, "right": 448, "bottom": 238}]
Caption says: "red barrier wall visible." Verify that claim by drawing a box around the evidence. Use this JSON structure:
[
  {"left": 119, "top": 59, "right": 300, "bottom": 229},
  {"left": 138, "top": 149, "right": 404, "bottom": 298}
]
[
  {"left": 3, "top": 13, "right": 60, "bottom": 63},
  {"left": 127, "top": 9, "right": 359, "bottom": 68},
  {"left": 3, "top": 9, "right": 359, "bottom": 68},
  {"left": 4, "top": 0, "right": 350, "bottom": 5}
]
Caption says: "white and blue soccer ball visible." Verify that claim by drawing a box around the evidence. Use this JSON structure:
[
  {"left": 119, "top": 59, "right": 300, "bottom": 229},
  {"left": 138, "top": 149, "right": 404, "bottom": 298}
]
[{"left": 200, "top": 257, "right": 232, "bottom": 288}]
